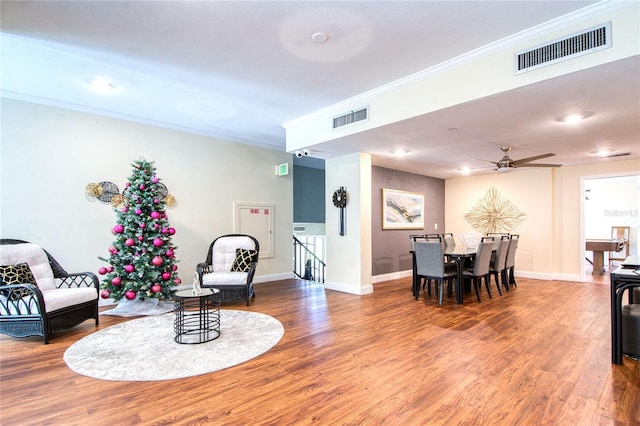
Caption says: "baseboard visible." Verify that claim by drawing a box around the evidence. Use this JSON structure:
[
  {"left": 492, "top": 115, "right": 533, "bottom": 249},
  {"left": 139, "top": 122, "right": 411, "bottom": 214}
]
[
  {"left": 372, "top": 270, "right": 412, "bottom": 284},
  {"left": 254, "top": 272, "right": 294, "bottom": 284},
  {"left": 372, "top": 269, "right": 586, "bottom": 284},
  {"left": 324, "top": 280, "right": 374, "bottom": 295}
]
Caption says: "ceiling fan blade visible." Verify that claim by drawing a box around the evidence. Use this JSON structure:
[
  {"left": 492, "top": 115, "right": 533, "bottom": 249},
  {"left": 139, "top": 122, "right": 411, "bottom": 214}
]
[
  {"left": 511, "top": 153, "right": 555, "bottom": 165},
  {"left": 515, "top": 163, "right": 561, "bottom": 168},
  {"left": 475, "top": 159, "right": 499, "bottom": 165}
]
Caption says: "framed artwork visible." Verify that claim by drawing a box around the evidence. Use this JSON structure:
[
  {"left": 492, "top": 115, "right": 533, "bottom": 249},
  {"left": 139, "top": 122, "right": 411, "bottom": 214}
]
[{"left": 381, "top": 188, "right": 424, "bottom": 230}]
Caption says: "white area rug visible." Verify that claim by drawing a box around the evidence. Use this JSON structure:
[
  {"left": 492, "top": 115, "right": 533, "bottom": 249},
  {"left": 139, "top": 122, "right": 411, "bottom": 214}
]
[{"left": 64, "top": 310, "right": 284, "bottom": 381}]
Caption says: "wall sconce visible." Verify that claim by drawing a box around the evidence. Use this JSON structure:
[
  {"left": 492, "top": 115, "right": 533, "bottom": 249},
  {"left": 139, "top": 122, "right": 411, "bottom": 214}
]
[{"left": 85, "top": 181, "right": 176, "bottom": 208}]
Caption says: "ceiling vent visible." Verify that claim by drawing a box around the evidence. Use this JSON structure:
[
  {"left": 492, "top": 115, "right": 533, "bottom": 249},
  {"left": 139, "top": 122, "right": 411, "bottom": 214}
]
[
  {"left": 333, "top": 106, "right": 368, "bottom": 129},
  {"left": 515, "top": 22, "right": 611, "bottom": 74},
  {"left": 605, "top": 152, "right": 631, "bottom": 158}
]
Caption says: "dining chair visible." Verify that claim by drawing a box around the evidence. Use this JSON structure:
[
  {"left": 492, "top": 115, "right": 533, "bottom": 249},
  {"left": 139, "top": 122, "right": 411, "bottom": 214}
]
[
  {"left": 505, "top": 235, "right": 519, "bottom": 288},
  {"left": 409, "top": 234, "right": 427, "bottom": 251},
  {"left": 488, "top": 236, "right": 510, "bottom": 295},
  {"left": 442, "top": 233, "right": 456, "bottom": 248},
  {"left": 462, "top": 239, "right": 494, "bottom": 302},
  {"left": 414, "top": 241, "right": 456, "bottom": 304},
  {"left": 441, "top": 233, "right": 457, "bottom": 268}
]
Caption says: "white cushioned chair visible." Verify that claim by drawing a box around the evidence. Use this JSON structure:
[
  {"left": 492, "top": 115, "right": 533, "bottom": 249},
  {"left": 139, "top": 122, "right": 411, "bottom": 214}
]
[
  {"left": 196, "top": 234, "right": 259, "bottom": 306},
  {"left": 0, "top": 239, "right": 99, "bottom": 344}
]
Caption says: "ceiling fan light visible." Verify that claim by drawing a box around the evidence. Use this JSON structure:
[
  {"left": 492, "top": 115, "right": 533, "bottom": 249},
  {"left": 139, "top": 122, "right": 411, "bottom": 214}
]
[{"left": 497, "top": 166, "right": 511, "bottom": 173}]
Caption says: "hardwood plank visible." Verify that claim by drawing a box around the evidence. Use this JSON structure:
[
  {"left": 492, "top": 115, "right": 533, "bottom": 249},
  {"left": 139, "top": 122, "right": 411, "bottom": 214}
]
[{"left": 1, "top": 275, "right": 638, "bottom": 425}]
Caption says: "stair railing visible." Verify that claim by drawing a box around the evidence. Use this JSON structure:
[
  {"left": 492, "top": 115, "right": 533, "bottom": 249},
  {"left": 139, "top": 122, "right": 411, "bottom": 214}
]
[{"left": 293, "top": 235, "right": 326, "bottom": 283}]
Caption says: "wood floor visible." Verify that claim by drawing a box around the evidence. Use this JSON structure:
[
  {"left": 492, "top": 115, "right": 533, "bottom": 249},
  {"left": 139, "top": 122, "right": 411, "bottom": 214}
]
[{"left": 1, "top": 272, "right": 639, "bottom": 425}]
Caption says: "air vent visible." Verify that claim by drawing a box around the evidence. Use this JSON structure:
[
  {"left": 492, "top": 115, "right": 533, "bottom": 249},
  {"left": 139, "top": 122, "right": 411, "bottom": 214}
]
[
  {"left": 515, "top": 22, "right": 611, "bottom": 74},
  {"left": 293, "top": 225, "right": 306, "bottom": 233},
  {"left": 605, "top": 152, "right": 631, "bottom": 158},
  {"left": 333, "top": 106, "right": 368, "bottom": 129}
]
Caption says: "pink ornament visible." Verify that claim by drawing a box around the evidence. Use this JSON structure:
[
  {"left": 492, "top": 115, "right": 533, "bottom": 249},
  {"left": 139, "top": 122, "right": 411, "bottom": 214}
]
[
  {"left": 100, "top": 289, "right": 111, "bottom": 299},
  {"left": 162, "top": 272, "right": 171, "bottom": 280},
  {"left": 152, "top": 176, "right": 159, "bottom": 183},
  {"left": 124, "top": 264, "right": 135, "bottom": 273},
  {"left": 125, "top": 290, "right": 136, "bottom": 300},
  {"left": 153, "top": 238, "right": 163, "bottom": 247},
  {"left": 152, "top": 256, "right": 163, "bottom": 266},
  {"left": 150, "top": 211, "right": 160, "bottom": 219},
  {"left": 125, "top": 238, "right": 135, "bottom": 247},
  {"left": 135, "top": 208, "right": 142, "bottom": 215},
  {"left": 126, "top": 182, "right": 131, "bottom": 187},
  {"left": 113, "top": 224, "right": 124, "bottom": 234},
  {"left": 172, "top": 265, "right": 178, "bottom": 271},
  {"left": 139, "top": 184, "right": 145, "bottom": 190},
  {"left": 140, "top": 223, "right": 146, "bottom": 229},
  {"left": 161, "top": 228, "right": 169, "bottom": 234},
  {"left": 138, "top": 236, "right": 144, "bottom": 241},
  {"left": 168, "top": 227, "right": 176, "bottom": 235},
  {"left": 111, "top": 277, "right": 122, "bottom": 286},
  {"left": 107, "top": 266, "right": 114, "bottom": 273},
  {"left": 153, "top": 199, "right": 159, "bottom": 204},
  {"left": 151, "top": 284, "right": 162, "bottom": 293},
  {"left": 154, "top": 224, "right": 159, "bottom": 229},
  {"left": 175, "top": 277, "right": 182, "bottom": 284},
  {"left": 165, "top": 249, "right": 174, "bottom": 257},
  {"left": 98, "top": 267, "right": 108, "bottom": 275}
]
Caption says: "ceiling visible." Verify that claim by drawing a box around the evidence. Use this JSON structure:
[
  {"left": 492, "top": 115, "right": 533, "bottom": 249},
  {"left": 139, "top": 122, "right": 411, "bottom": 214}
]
[{"left": 1, "top": 1, "right": 638, "bottom": 179}]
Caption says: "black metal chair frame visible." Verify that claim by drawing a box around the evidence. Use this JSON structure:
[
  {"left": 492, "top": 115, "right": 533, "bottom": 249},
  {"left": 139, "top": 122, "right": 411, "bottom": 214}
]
[{"left": 0, "top": 239, "right": 99, "bottom": 344}]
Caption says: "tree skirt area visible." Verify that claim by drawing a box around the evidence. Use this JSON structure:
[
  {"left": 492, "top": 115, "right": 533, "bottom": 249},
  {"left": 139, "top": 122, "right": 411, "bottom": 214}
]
[{"left": 63, "top": 310, "right": 284, "bottom": 381}]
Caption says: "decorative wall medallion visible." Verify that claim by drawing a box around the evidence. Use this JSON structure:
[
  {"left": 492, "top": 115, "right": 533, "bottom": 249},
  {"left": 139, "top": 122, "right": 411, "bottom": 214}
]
[{"left": 463, "top": 187, "right": 526, "bottom": 234}]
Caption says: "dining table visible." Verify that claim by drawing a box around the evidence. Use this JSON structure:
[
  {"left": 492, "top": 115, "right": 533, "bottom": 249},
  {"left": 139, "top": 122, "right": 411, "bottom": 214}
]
[{"left": 411, "top": 245, "right": 483, "bottom": 305}]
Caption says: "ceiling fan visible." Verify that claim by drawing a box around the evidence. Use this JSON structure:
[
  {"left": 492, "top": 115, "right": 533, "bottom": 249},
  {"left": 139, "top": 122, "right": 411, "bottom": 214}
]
[{"left": 489, "top": 146, "right": 561, "bottom": 173}]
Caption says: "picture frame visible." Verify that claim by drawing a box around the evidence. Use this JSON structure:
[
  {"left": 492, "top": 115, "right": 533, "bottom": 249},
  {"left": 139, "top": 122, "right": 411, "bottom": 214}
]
[{"left": 381, "top": 188, "right": 424, "bottom": 230}]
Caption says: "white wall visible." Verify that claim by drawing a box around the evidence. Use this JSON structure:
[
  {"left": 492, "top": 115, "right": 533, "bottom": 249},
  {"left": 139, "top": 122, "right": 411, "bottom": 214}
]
[
  {"left": 446, "top": 169, "right": 554, "bottom": 278},
  {"left": 325, "top": 152, "right": 372, "bottom": 295},
  {"left": 1, "top": 99, "right": 293, "bottom": 284},
  {"left": 445, "top": 159, "right": 640, "bottom": 281}
]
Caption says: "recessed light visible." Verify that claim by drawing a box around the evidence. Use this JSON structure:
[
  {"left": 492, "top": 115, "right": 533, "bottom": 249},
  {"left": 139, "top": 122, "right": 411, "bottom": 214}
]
[
  {"left": 564, "top": 114, "right": 583, "bottom": 123},
  {"left": 392, "top": 149, "right": 409, "bottom": 157},
  {"left": 597, "top": 149, "right": 610, "bottom": 157},
  {"left": 311, "top": 32, "right": 328, "bottom": 43},
  {"left": 88, "top": 78, "right": 114, "bottom": 93},
  {"left": 459, "top": 167, "right": 471, "bottom": 175},
  {"left": 556, "top": 112, "right": 593, "bottom": 123}
]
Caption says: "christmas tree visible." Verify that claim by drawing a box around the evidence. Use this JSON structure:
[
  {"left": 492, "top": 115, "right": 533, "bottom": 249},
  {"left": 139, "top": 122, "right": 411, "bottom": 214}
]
[{"left": 98, "top": 157, "right": 180, "bottom": 302}]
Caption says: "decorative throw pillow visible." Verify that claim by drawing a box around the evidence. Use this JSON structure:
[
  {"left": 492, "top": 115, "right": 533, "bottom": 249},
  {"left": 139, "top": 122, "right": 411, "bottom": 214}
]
[
  {"left": 231, "top": 249, "right": 258, "bottom": 272},
  {"left": 0, "top": 263, "right": 37, "bottom": 300}
]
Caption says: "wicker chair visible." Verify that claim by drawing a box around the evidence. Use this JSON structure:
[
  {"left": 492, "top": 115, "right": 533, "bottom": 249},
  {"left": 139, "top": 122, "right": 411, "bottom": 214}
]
[
  {"left": 0, "top": 239, "right": 99, "bottom": 344},
  {"left": 196, "top": 234, "right": 259, "bottom": 306}
]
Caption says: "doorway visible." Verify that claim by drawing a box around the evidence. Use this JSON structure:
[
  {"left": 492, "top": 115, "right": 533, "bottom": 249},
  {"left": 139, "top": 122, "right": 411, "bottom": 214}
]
[{"left": 583, "top": 174, "right": 639, "bottom": 277}]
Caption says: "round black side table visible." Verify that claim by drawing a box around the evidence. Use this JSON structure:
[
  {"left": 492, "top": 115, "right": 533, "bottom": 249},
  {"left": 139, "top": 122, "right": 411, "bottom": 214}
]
[{"left": 174, "top": 288, "right": 220, "bottom": 344}]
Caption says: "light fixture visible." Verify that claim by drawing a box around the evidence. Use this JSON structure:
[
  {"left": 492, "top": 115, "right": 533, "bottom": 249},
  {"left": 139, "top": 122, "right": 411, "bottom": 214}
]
[
  {"left": 311, "top": 32, "right": 328, "bottom": 43},
  {"left": 459, "top": 167, "right": 471, "bottom": 175},
  {"left": 564, "top": 114, "right": 583, "bottom": 124},
  {"left": 392, "top": 149, "right": 409, "bottom": 157},
  {"left": 88, "top": 78, "right": 114, "bottom": 93},
  {"left": 556, "top": 111, "right": 593, "bottom": 123},
  {"left": 597, "top": 149, "right": 610, "bottom": 157}
]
